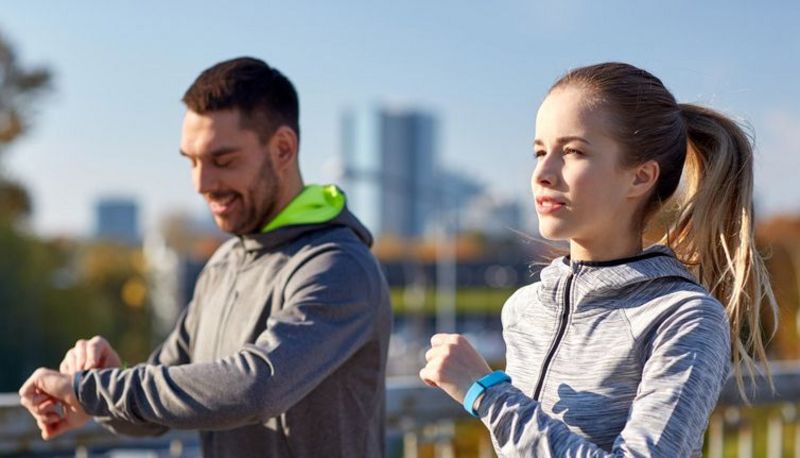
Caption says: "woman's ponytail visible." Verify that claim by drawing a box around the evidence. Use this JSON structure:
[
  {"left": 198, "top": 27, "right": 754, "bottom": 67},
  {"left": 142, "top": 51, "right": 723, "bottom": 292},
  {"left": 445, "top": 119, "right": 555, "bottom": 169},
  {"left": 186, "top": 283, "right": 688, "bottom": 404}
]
[{"left": 665, "top": 103, "right": 779, "bottom": 399}]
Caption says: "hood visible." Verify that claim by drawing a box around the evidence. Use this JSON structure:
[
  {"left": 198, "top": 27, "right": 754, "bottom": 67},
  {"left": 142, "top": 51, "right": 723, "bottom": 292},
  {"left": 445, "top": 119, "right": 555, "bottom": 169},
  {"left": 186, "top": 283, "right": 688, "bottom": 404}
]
[
  {"left": 538, "top": 244, "right": 700, "bottom": 306},
  {"left": 240, "top": 184, "right": 373, "bottom": 252}
]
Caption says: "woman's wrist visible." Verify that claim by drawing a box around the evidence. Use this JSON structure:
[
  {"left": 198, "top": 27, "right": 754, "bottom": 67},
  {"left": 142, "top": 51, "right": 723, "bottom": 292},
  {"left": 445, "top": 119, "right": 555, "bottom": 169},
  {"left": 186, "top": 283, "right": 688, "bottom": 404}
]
[
  {"left": 463, "top": 371, "right": 511, "bottom": 417},
  {"left": 472, "top": 392, "right": 486, "bottom": 412}
]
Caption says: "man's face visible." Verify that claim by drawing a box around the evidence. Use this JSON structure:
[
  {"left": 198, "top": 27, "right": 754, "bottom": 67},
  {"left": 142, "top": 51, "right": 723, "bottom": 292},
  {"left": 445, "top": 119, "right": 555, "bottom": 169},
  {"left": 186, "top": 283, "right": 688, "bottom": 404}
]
[{"left": 180, "top": 109, "right": 280, "bottom": 235}]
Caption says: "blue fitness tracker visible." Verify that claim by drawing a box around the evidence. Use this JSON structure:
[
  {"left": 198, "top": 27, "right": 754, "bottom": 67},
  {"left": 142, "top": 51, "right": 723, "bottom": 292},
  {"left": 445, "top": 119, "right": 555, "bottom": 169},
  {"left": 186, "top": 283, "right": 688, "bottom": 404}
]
[{"left": 463, "top": 370, "right": 511, "bottom": 417}]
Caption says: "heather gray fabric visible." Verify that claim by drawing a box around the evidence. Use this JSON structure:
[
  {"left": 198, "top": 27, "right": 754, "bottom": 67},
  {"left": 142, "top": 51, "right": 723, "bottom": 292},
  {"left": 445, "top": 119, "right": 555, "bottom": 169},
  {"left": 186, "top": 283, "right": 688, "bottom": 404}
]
[
  {"left": 477, "top": 244, "right": 731, "bottom": 457},
  {"left": 74, "top": 206, "right": 393, "bottom": 457}
]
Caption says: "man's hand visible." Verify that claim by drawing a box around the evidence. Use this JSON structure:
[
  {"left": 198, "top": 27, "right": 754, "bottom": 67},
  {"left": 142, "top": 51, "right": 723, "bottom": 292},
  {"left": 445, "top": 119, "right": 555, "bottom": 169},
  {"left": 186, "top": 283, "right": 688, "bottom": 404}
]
[
  {"left": 18, "top": 368, "right": 91, "bottom": 440},
  {"left": 419, "top": 333, "right": 492, "bottom": 404},
  {"left": 59, "top": 336, "right": 121, "bottom": 374}
]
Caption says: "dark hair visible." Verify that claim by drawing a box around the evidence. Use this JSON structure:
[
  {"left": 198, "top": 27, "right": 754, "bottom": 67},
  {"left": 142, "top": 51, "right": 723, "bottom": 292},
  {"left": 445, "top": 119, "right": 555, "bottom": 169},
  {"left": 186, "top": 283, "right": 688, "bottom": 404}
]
[
  {"left": 182, "top": 57, "right": 300, "bottom": 142},
  {"left": 551, "top": 62, "right": 778, "bottom": 400}
]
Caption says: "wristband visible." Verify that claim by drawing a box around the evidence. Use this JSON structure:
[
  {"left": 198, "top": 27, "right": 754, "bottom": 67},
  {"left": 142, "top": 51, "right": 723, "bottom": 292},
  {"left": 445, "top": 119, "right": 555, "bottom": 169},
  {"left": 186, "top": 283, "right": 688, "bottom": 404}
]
[{"left": 463, "top": 370, "right": 511, "bottom": 417}]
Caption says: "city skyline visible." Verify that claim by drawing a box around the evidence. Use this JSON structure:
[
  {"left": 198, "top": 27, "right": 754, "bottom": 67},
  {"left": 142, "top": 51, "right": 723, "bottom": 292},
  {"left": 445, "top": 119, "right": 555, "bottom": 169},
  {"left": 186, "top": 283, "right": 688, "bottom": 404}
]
[
  {"left": 1, "top": 1, "right": 798, "bottom": 237},
  {"left": 343, "top": 106, "right": 440, "bottom": 238}
]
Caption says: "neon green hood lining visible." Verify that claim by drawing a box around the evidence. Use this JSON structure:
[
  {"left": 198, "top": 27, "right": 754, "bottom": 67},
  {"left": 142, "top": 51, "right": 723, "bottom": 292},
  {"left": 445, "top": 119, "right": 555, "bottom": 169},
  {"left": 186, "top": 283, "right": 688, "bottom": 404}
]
[{"left": 261, "top": 184, "right": 346, "bottom": 233}]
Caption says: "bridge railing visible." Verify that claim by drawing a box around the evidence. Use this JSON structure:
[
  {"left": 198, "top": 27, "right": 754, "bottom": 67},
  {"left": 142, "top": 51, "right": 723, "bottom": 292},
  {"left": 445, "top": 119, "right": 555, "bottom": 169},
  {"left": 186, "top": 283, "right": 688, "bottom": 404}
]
[{"left": 2, "top": 362, "right": 800, "bottom": 457}]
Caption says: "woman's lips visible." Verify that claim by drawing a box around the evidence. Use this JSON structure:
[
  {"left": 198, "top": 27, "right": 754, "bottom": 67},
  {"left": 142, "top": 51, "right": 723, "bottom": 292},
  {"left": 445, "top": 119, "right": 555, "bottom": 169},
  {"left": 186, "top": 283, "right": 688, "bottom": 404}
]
[{"left": 535, "top": 198, "right": 566, "bottom": 215}]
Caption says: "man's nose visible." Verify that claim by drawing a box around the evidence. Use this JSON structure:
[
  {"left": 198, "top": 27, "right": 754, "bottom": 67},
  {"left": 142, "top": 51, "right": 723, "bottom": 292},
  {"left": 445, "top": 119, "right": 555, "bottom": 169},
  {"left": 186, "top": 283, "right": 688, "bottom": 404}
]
[{"left": 194, "top": 163, "right": 219, "bottom": 194}]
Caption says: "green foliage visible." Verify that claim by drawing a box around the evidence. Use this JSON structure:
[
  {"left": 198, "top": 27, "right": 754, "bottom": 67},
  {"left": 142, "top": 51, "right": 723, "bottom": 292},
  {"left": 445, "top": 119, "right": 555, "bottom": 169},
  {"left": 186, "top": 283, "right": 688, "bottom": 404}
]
[
  {"left": 0, "top": 179, "right": 31, "bottom": 223},
  {"left": 0, "top": 31, "right": 51, "bottom": 150},
  {"left": 0, "top": 227, "right": 154, "bottom": 391},
  {"left": 0, "top": 228, "right": 86, "bottom": 389},
  {"left": 390, "top": 287, "right": 514, "bottom": 315},
  {"left": 0, "top": 30, "right": 153, "bottom": 392}
]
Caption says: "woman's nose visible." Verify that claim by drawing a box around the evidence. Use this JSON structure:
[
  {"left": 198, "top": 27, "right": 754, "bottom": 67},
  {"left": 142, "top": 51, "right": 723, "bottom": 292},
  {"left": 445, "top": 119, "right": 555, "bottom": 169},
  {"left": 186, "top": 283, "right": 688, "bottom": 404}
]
[{"left": 532, "top": 154, "right": 558, "bottom": 187}]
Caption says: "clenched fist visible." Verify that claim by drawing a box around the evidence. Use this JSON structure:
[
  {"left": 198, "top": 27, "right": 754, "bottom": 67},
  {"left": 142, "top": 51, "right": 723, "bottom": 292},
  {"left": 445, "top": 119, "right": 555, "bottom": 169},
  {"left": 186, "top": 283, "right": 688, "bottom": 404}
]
[{"left": 419, "top": 333, "right": 492, "bottom": 406}]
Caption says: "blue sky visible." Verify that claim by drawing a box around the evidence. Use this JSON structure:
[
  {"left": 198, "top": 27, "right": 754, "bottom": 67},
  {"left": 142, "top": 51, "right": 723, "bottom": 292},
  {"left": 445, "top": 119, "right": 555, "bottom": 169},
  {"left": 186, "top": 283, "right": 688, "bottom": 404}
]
[{"left": 1, "top": 1, "right": 798, "bottom": 236}]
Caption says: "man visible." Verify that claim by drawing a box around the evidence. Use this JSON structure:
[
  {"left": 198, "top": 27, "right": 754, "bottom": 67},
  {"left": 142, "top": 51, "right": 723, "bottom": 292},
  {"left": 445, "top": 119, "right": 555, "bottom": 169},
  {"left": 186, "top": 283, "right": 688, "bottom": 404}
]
[{"left": 19, "top": 57, "right": 393, "bottom": 457}]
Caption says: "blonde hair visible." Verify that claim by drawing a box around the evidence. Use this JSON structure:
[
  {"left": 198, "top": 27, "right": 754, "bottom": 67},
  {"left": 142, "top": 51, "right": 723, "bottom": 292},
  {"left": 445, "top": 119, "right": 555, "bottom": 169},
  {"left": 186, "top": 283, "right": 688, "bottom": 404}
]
[
  {"left": 536, "top": 62, "right": 780, "bottom": 400},
  {"left": 652, "top": 103, "right": 778, "bottom": 399}
]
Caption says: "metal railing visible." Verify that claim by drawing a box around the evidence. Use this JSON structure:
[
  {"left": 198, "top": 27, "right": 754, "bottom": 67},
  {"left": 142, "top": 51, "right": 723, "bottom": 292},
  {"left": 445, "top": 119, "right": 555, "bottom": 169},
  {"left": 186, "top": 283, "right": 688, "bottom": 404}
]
[{"left": 3, "top": 362, "right": 800, "bottom": 457}]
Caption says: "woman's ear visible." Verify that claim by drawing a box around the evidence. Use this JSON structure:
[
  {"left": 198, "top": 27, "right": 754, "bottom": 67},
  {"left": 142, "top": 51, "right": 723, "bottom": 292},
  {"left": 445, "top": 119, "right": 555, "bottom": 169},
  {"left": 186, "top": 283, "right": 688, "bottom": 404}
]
[{"left": 628, "top": 160, "right": 660, "bottom": 198}]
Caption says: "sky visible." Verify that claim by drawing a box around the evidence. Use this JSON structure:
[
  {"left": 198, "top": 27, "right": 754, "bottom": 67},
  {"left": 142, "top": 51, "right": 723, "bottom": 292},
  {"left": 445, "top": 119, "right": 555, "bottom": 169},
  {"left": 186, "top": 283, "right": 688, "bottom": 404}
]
[{"left": 1, "top": 1, "right": 798, "bottom": 237}]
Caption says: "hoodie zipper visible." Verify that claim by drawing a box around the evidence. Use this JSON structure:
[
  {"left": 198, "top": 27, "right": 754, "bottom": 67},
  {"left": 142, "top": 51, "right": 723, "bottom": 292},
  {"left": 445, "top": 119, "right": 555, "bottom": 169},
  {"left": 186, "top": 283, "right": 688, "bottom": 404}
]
[
  {"left": 532, "top": 271, "right": 574, "bottom": 401},
  {"left": 530, "top": 249, "right": 676, "bottom": 401},
  {"left": 213, "top": 247, "right": 247, "bottom": 358}
]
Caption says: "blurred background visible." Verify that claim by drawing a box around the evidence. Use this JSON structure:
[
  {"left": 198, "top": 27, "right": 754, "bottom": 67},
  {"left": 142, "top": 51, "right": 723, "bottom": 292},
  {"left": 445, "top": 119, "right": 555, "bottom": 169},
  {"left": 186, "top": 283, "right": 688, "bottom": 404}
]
[{"left": 0, "top": 1, "right": 798, "bottom": 457}]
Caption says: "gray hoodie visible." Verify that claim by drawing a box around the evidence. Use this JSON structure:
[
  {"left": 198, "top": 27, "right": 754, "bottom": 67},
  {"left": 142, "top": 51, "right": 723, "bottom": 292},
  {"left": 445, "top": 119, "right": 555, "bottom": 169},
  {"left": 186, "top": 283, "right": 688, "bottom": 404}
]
[
  {"left": 74, "top": 205, "right": 393, "bottom": 457},
  {"left": 478, "top": 244, "right": 731, "bottom": 457}
]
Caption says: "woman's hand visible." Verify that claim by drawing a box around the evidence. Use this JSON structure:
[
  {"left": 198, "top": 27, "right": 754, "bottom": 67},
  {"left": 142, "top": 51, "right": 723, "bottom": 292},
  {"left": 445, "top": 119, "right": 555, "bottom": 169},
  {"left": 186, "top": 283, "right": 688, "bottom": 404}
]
[{"left": 419, "top": 333, "right": 492, "bottom": 404}]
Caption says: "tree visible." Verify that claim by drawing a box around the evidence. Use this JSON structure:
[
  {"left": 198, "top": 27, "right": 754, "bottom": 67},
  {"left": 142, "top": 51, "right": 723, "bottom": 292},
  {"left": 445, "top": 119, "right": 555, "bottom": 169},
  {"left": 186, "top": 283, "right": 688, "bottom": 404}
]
[
  {"left": 0, "top": 29, "right": 55, "bottom": 390},
  {"left": 0, "top": 30, "right": 156, "bottom": 391},
  {"left": 0, "top": 32, "right": 51, "bottom": 149},
  {"left": 757, "top": 215, "right": 800, "bottom": 360},
  {"left": 0, "top": 31, "right": 51, "bottom": 224}
]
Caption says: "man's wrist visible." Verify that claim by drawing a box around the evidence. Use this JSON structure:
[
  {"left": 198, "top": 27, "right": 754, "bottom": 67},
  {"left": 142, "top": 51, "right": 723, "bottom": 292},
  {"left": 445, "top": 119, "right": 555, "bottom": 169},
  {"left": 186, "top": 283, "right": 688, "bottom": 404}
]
[{"left": 72, "top": 370, "right": 84, "bottom": 405}]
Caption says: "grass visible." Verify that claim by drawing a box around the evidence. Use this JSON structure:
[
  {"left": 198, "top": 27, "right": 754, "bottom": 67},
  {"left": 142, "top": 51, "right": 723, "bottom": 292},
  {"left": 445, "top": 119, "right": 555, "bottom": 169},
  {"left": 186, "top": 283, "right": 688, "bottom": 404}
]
[{"left": 390, "top": 287, "right": 516, "bottom": 315}]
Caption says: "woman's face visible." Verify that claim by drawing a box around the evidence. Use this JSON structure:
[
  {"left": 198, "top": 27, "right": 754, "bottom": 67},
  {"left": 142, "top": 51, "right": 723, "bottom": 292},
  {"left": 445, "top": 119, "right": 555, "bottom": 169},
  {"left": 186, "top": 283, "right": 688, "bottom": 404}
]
[{"left": 532, "top": 85, "right": 639, "bottom": 245}]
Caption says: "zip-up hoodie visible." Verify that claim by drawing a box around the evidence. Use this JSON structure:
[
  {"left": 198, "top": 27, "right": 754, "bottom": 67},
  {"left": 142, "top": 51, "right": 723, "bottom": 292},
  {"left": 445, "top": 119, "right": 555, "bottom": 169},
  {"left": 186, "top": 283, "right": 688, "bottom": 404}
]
[
  {"left": 478, "top": 244, "right": 731, "bottom": 457},
  {"left": 74, "top": 185, "right": 393, "bottom": 457}
]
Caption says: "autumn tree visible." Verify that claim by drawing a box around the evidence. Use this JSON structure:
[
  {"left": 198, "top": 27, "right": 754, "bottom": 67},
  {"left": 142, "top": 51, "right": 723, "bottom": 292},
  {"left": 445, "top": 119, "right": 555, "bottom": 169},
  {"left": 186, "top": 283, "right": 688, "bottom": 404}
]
[{"left": 0, "top": 31, "right": 50, "bottom": 225}]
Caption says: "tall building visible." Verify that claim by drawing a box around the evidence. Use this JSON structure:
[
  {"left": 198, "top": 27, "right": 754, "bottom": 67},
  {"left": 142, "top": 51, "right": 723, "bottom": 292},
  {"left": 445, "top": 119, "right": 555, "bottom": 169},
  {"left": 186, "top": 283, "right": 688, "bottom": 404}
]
[
  {"left": 95, "top": 197, "right": 140, "bottom": 244},
  {"left": 341, "top": 106, "right": 438, "bottom": 238}
]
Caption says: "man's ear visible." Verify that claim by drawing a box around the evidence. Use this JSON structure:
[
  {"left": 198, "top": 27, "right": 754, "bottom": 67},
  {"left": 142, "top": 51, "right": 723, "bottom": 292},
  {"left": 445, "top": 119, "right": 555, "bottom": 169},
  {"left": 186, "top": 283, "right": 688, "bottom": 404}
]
[
  {"left": 268, "top": 126, "right": 299, "bottom": 171},
  {"left": 628, "top": 160, "right": 659, "bottom": 199}
]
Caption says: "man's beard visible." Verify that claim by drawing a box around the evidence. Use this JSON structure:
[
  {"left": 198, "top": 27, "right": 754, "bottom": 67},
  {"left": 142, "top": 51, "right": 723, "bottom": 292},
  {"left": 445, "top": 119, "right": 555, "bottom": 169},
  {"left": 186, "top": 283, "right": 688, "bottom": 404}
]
[{"left": 211, "top": 156, "right": 280, "bottom": 235}]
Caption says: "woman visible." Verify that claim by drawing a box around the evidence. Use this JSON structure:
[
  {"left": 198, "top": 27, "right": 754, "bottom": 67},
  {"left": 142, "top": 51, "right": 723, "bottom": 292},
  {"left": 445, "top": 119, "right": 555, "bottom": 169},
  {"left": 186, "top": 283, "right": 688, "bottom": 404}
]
[{"left": 419, "top": 62, "right": 778, "bottom": 457}]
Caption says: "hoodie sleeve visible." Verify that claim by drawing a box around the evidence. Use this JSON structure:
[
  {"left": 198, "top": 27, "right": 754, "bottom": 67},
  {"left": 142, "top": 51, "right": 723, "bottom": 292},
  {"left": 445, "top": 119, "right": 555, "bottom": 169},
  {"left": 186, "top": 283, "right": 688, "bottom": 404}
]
[
  {"left": 89, "top": 303, "right": 199, "bottom": 436},
  {"left": 75, "top": 246, "right": 383, "bottom": 431},
  {"left": 478, "top": 297, "right": 731, "bottom": 457}
]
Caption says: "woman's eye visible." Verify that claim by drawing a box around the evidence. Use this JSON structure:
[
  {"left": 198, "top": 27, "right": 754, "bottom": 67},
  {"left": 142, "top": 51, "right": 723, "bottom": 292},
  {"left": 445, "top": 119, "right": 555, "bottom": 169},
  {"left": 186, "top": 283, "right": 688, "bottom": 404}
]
[
  {"left": 534, "top": 150, "right": 545, "bottom": 159},
  {"left": 565, "top": 147, "right": 583, "bottom": 156}
]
